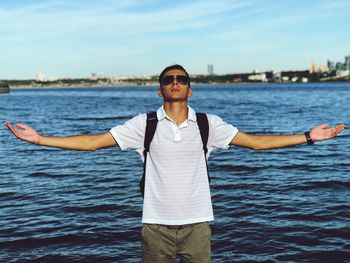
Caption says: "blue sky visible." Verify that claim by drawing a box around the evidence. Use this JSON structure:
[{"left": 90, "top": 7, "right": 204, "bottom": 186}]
[{"left": 1, "top": 0, "right": 349, "bottom": 79}]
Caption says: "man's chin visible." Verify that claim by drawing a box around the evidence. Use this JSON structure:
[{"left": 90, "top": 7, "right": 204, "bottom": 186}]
[{"left": 163, "top": 98, "right": 188, "bottom": 102}]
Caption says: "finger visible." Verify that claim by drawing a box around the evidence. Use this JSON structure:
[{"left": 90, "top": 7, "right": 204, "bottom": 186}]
[
  {"left": 334, "top": 124, "right": 345, "bottom": 133},
  {"left": 5, "top": 122, "right": 21, "bottom": 137},
  {"left": 5, "top": 122, "right": 15, "bottom": 132},
  {"left": 336, "top": 123, "right": 346, "bottom": 129},
  {"left": 4, "top": 121, "right": 12, "bottom": 127},
  {"left": 335, "top": 125, "right": 345, "bottom": 132},
  {"left": 331, "top": 125, "right": 345, "bottom": 136},
  {"left": 335, "top": 126, "right": 345, "bottom": 135},
  {"left": 16, "top": 123, "right": 30, "bottom": 130}
]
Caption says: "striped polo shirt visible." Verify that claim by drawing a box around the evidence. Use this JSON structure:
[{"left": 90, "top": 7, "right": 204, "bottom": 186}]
[{"left": 110, "top": 106, "right": 238, "bottom": 225}]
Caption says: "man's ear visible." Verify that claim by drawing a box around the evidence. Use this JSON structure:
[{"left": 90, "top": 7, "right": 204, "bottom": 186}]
[
  {"left": 158, "top": 88, "right": 163, "bottom": 97},
  {"left": 188, "top": 87, "right": 193, "bottom": 97}
]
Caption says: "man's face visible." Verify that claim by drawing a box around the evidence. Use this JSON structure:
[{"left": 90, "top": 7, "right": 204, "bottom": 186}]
[{"left": 158, "top": 69, "right": 192, "bottom": 102}]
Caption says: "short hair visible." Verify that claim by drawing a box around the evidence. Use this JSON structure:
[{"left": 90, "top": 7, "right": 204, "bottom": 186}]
[{"left": 158, "top": 64, "right": 190, "bottom": 87}]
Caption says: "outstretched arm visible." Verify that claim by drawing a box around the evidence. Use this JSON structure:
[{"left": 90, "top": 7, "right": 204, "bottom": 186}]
[
  {"left": 4, "top": 121, "right": 117, "bottom": 151},
  {"left": 231, "top": 123, "right": 346, "bottom": 150}
]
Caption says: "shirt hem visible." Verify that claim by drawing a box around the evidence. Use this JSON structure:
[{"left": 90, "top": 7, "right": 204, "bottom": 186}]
[{"left": 142, "top": 216, "right": 214, "bottom": 225}]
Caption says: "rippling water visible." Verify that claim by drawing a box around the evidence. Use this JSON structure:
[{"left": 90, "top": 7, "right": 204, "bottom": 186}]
[{"left": 1, "top": 83, "right": 350, "bottom": 263}]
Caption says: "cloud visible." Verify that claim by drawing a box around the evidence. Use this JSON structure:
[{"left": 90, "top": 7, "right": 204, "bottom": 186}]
[{"left": 0, "top": 1, "right": 251, "bottom": 39}]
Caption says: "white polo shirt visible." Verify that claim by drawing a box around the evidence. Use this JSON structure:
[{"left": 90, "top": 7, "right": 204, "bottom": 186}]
[{"left": 110, "top": 106, "right": 238, "bottom": 225}]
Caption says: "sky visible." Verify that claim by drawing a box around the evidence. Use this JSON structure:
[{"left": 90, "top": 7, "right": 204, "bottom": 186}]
[{"left": 1, "top": 0, "right": 349, "bottom": 79}]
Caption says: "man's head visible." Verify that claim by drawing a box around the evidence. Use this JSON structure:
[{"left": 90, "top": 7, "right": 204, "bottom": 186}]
[
  {"left": 158, "top": 64, "right": 192, "bottom": 102},
  {"left": 158, "top": 64, "right": 190, "bottom": 88}
]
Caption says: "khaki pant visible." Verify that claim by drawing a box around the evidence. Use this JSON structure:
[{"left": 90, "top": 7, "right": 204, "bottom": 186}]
[{"left": 141, "top": 222, "right": 211, "bottom": 263}]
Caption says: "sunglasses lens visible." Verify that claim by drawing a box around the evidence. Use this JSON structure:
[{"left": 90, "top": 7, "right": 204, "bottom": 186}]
[
  {"left": 162, "top": 76, "right": 174, "bottom": 86},
  {"left": 161, "top": 75, "right": 190, "bottom": 86},
  {"left": 177, "top": 76, "right": 189, "bottom": 84}
]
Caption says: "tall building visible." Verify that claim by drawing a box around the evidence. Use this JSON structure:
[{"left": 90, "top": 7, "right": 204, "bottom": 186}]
[
  {"left": 327, "top": 60, "right": 335, "bottom": 70},
  {"left": 207, "top": 64, "right": 214, "bottom": 75},
  {"left": 37, "top": 72, "right": 46, "bottom": 82},
  {"left": 309, "top": 61, "right": 317, "bottom": 73},
  {"left": 309, "top": 61, "right": 328, "bottom": 73},
  {"left": 345, "top": 56, "right": 350, "bottom": 70}
]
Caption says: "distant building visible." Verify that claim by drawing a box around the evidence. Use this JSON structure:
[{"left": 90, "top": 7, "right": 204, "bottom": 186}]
[
  {"left": 346, "top": 55, "right": 350, "bottom": 68},
  {"left": 309, "top": 61, "right": 328, "bottom": 73},
  {"left": 91, "top": 73, "right": 105, "bottom": 79},
  {"left": 91, "top": 73, "right": 98, "bottom": 80},
  {"left": 330, "top": 55, "right": 350, "bottom": 78},
  {"left": 319, "top": 64, "right": 328, "bottom": 73},
  {"left": 207, "top": 64, "right": 214, "bottom": 75},
  {"left": 336, "top": 70, "right": 350, "bottom": 78},
  {"left": 107, "top": 75, "right": 118, "bottom": 84},
  {"left": 37, "top": 72, "right": 47, "bottom": 82},
  {"left": 327, "top": 55, "right": 350, "bottom": 71},
  {"left": 282, "top": 76, "right": 289, "bottom": 82},
  {"left": 342, "top": 56, "right": 350, "bottom": 71},
  {"left": 327, "top": 60, "right": 335, "bottom": 70},
  {"left": 36, "top": 72, "right": 57, "bottom": 82},
  {"left": 272, "top": 71, "right": 281, "bottom": 82},
  {"left": 248, "top": 73, "right": 267, "bottom": 82}
]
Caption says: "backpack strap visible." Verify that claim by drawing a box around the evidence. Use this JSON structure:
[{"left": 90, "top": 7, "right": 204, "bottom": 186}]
[
  {"left": 196, "top": 113, "right": 211, "bottom": 183},
  {"left": 140, "top": 112, "right": 158, "bottom": 198}
]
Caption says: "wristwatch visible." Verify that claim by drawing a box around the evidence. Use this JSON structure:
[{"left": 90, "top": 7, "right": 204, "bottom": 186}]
[{"left": 304, "top": 131, "right": 314, "bottom": 145}]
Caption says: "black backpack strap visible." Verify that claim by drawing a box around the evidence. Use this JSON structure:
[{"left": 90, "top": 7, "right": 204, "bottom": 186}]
[
  {"left": 196, "top": 113, "right": 211, "bottom": 183},
  {"left": 140, "top": 112, "right": 158, "bottom": 198}
]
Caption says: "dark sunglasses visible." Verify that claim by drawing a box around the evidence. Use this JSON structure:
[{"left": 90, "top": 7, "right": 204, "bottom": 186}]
[{"left": 161, "top": 75, "right": 190, "bottom": 86}]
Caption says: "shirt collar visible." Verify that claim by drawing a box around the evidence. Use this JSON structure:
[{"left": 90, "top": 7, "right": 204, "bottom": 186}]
[{"left": 157, "top": 105, "right": 197, "bottom": 123}]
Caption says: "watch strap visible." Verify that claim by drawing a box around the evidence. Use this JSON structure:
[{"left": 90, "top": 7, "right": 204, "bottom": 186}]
[{"left": 304, "top": 131, "right": 314, "bottom": 145}]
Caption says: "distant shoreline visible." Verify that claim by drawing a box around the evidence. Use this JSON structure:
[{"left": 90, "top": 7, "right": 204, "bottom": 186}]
[
  {"left": 3, "top": 69, "right": 350, "bottom": 89},
  {"left": 8, "top": 80, "right": 350, "bottom": 91}
]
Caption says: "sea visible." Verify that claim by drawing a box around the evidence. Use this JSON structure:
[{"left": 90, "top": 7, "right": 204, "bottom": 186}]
[{"left": 0, "top": 83, "right": 349, "bottom": 263}]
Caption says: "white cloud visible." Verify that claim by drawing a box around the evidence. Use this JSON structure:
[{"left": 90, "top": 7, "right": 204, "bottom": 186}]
[{"left": 0, "top": 1, "right": 251, "bottom": 38}]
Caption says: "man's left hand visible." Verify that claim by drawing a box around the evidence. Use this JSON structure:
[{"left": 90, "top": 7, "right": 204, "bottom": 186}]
[{"left": 310, "top": 123, "right": 346, "bottom": 142}]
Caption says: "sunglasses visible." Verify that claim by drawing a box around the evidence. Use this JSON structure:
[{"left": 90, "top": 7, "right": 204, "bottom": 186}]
[{"left": 161, "top": 75, "right": 190, "bottom": 86}]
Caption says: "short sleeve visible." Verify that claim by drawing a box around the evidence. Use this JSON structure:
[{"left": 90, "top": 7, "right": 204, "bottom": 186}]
[
  {"left": 207, "top": 114, "right": 239, "bottom": 151},
  {"left": 109, "top": 113, "right": 146, "bottom": 151}
]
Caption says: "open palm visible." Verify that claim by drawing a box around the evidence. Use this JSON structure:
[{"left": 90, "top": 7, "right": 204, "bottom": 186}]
[
  {"left": 4, "top": 122, "right": 40, "bottom": 144},
  {"left": 310, "top": 123, "right": 346, "bottom": 141}
]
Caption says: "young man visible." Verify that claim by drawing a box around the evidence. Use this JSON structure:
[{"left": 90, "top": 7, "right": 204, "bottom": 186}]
[{"left": 5, "top": 65, "right": 346, "bottom": 262}]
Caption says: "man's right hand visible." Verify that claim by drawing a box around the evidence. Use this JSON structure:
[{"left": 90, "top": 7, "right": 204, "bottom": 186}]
[
  {"left": 4, "top": 121, "right": 40, "bottom": 144},
  {"left": 4, "top": 121, "right": 117, "bottom": 151}
]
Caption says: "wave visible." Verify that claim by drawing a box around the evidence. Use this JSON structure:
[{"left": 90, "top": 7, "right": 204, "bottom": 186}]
[
  {"left": 62, "top": 115, "right": 133, "bottom": 121},
  {"left": 0, "top": 234, "right": 81, "bottom": 249},
  {"left": 26, "top": 172, "right": 72, "bottom": 178},
  {"left": 286, "top": 180, "right": 350, "bottom": 191},
  {"left": 276, "top": 164, "right": 315, "bottom": 171},
  {"left": 0, "top": 192, "right": 16, "bottom": 198},
  {"left": 62, "top": 204, "right": 124, "bottom": 213},
  {"left": 276, "top": 249, "right": 350, "bottom": 262},
  {"left": 210, "top": 164, "right": 265, "bottom": 173}
]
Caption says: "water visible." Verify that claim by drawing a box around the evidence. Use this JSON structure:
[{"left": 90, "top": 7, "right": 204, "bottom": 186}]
[{"left": 1, "top": 83, "right": 349, "bottom": 263}]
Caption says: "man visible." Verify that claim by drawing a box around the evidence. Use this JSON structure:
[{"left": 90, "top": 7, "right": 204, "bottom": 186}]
[{"left": 5, "top": 64, "right": 346, "bottom": 262}]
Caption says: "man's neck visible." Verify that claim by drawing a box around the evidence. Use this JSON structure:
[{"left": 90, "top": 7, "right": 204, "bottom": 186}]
[{"left": 163, "top": 101, "right": 188, "bottom": 126}]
